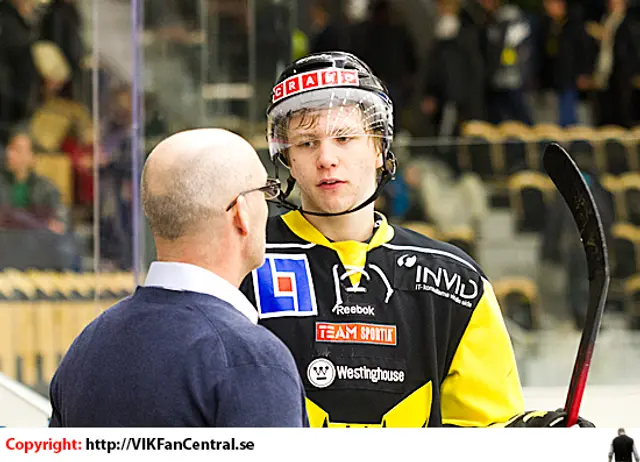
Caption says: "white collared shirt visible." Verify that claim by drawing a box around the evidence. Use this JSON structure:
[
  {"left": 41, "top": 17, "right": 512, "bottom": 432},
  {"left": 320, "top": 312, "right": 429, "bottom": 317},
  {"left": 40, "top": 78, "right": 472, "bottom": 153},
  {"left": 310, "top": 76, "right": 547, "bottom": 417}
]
[{"left": 143, "top": 261, "right": 258, "bottom": 324}]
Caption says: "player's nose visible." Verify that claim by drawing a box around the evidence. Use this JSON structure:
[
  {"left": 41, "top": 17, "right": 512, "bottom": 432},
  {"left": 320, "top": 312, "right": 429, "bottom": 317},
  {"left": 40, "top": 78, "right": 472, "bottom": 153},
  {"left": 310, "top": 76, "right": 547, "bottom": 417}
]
[{"left": 316, "top": 139, "right": 339, "bottom": 169}]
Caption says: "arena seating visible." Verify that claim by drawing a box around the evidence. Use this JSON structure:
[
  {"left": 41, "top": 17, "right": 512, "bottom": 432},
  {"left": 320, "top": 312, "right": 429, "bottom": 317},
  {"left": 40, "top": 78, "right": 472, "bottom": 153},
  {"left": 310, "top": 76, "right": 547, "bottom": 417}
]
[
  {"left": 456, "top": 121, "right": 640, "bottom": 330},
  {"left": 493, "top": 277, "right": 541, "bottom": 331},
  {"left": 0, "top": 270, "right": 134, "bottom": 387}
]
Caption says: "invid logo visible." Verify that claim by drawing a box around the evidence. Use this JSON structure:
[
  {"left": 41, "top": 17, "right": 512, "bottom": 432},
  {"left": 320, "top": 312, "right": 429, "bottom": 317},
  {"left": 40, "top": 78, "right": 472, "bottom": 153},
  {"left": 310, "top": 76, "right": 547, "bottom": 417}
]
[
  {"left": 414, "top": 265, "right": 479, "bottom": 308},
  {"left": 396, "top": 254, "right": 417, "bottom": 268}
]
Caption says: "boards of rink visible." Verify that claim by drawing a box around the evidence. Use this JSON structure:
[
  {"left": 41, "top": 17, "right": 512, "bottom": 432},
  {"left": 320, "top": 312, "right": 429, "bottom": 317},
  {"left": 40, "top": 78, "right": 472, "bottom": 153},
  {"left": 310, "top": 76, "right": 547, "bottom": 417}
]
[
  {"left": 1, "top": 372, "right": 638, "bottom": 428},
  {"left": 0, "top": 270, "right": 134, "bottom": 387}
]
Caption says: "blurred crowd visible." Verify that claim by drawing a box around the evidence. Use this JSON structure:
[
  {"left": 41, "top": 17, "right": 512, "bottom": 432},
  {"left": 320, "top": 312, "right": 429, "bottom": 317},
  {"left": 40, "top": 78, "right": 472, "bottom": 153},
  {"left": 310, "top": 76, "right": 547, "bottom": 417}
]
[
  {"left": 0, "top": 0, "right": 638, "bottom": 331},
  {"left": 0, "top": 0, "right": 168, "bottom": 272},
  {"left": 306, "top": 0, "right": 640, "bottom": 135}
]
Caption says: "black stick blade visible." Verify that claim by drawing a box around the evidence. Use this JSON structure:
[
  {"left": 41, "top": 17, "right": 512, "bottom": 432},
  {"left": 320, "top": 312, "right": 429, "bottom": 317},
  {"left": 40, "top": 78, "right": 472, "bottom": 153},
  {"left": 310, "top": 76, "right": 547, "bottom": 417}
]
[{"left": 543, "top": 142, "right": 610, "bottom": 427}]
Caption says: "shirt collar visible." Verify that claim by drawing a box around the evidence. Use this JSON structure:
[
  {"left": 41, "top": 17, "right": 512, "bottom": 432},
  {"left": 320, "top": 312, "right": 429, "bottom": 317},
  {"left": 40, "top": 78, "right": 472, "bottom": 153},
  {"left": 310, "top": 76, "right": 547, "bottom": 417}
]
[{"left": 143, "top": 261, "right": 258, "bottom": 324}]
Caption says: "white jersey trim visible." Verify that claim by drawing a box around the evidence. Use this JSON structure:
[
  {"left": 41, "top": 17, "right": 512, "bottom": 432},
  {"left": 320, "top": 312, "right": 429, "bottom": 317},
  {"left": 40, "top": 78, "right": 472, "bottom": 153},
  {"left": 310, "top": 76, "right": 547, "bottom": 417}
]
[
  {"left": 266, "top": 242, "right": 316, "bottom": 249},
  {"left": 382, "top": 243, "right": 483, "bottom": 277}
]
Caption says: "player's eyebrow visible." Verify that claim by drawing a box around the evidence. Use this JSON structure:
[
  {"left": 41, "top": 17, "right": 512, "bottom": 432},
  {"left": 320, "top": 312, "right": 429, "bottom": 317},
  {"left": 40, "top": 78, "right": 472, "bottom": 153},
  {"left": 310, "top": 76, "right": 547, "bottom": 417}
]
[
  {"left": 289, "top": 130, "right": 321, "bottom": 143},
  {"left": 331, "top": 124, "right": 364, "bottom": 136}
]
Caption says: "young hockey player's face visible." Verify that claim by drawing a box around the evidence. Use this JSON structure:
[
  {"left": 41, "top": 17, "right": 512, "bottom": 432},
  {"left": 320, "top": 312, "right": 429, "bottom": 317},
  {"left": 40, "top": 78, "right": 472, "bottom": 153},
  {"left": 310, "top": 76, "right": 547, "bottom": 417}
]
[{"left": 286, "top": 107, "right": 383, "bottom": 214}]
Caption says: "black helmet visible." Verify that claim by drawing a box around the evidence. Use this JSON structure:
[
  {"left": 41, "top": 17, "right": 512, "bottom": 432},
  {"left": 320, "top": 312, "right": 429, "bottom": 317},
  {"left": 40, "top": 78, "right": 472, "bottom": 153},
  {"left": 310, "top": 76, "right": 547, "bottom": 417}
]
[{"left": 266, "top": 51, "right": 397, "bottom": 217}]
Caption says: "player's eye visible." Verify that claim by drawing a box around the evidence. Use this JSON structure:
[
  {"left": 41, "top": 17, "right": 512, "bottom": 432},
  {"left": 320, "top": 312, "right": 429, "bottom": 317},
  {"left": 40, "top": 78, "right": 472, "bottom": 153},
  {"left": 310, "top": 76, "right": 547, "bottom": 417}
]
[{"left": 294, "top": 140, "right": 317, "bottom": 149}]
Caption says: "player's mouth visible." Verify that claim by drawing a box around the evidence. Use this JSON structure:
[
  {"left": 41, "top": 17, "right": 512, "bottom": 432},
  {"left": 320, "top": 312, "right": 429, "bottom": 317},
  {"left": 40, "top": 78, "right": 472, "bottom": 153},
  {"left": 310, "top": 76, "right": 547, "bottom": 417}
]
[{"left": 317, "top": 178, "right": 346, "bottom": 190}]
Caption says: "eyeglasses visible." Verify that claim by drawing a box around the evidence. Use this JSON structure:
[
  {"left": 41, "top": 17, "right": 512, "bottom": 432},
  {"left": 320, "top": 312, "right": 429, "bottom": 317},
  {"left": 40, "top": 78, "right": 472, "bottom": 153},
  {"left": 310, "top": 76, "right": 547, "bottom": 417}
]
[{"left": 225, "top": 178, "right": 281, "bottom": 212}]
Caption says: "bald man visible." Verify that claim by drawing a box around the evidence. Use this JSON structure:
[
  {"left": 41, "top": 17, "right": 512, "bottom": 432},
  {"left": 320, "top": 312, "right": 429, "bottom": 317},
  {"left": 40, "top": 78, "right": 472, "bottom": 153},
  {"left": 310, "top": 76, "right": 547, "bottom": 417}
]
[{"left": 48, "top": 129, "right": 309, "bottom": 427}]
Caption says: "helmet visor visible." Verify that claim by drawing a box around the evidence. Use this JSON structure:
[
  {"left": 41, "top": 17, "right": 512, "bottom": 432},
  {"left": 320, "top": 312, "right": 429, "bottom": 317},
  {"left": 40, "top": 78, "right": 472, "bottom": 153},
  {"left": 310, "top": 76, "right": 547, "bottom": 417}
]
[{"left": 267, "top": 87, "right": 393, "bottom": 164}]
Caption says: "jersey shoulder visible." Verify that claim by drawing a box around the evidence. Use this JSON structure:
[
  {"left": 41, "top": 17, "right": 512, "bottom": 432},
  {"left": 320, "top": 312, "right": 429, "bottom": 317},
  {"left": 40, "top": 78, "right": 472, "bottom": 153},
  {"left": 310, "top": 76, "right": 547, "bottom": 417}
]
[
  {"left": 388, "top": 224, "right": 487, "bottom": 280},
  {"left": 265, "top": 214, "right": 306, "bottom": 245}
]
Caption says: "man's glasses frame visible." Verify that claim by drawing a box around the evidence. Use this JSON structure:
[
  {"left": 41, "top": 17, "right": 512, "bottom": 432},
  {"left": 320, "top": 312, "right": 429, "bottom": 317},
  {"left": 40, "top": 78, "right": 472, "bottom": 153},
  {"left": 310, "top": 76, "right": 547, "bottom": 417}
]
[{"left": 225, "top": 178, "right": 281, "bottom": 212}]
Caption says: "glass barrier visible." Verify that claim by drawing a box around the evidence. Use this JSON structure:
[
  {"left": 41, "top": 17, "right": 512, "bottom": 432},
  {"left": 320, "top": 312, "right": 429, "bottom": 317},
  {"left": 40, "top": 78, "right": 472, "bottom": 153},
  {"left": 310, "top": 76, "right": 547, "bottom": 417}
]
[{"left": 0, "top": 0, "right": 638, "bottom": 400}]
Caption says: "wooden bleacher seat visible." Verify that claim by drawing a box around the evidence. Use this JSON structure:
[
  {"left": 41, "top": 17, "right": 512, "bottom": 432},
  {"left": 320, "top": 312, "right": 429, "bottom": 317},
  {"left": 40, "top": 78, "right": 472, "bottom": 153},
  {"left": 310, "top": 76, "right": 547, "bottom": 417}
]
[
  {"left": 459, "top": 121, "right": 504, "bottom": 181},
  {"left": 624, "top": 274, "right": 640, "bottom": 330},
  {"left": 619, "top": 173, "right": 640, "bottom": 226},
  {"left": 600, "top": 174, "right": 623, "bottom": 220},
  {"left": 2, "top": 268, "right": 38, "bottom": 300},
  {"left": 596, "top": 127, "right": 634, "bottom": 175},
  {"left": 611, "top": 223, "right": 640, "bottom": 281},
  {"left": 531, "top": 123, "right": 567, "bottom": 168},
  {"left": 441, "top": 226, "right": 476, "bottom": 260},
  {"left": 497, "top": 121, "right": 536, "bottom": 173},
  {"left": 564, "top": 126, "right": 598, "bottom": 172},
  {"left": 507, "top": 171, "right": 556, "bottom": 233},
  {"left": 34, "top": 153, "right": 73, "bottom": 206},
  {"left": 493, "top": 277, "right": 540, "bottom": 330}
]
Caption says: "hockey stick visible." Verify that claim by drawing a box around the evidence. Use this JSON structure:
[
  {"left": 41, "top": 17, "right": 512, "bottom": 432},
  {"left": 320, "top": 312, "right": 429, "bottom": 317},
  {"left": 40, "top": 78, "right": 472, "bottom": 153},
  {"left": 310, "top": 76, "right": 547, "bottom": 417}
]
[{"left": 543, "top": 143, "right": 610, "bottom": 427}]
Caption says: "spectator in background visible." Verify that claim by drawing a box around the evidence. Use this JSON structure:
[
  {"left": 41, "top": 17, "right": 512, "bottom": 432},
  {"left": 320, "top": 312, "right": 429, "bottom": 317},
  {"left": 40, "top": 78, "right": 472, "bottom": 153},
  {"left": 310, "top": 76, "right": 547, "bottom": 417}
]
[
  {"left": 587, "top": 0, "right": 639, "bottom": 128},
  {"left": 39, "top": 0, "right": 85, "bottom": 99},
  {"left": 421, "top": 0, "right": 486, "bottom": 137},
  {"left": 309, "top": 0, "right": 352, "bottom": 53},
  {"left": 351, "top": 0, "right": 417, "bottom": 132},
  {"left": 536, "top": 0, "right": 592, "bottom": 127},
  {"left": 484, "top": 0, "right": 535, "bottom": 125},
  {"left": 0, "top": 0, "right": 39, "bottom": 144},
  {"left": 0, "top": 130, "right": 65, "bottom": 233},
  {"left": 98, "top": 85, "right": 135, "bottom": 270}
]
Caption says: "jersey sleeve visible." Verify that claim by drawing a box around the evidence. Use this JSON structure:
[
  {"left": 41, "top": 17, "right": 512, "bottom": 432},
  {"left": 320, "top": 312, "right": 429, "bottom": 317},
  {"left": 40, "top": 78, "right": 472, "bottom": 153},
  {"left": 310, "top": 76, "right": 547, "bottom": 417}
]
[{"left": 440, "top": 279, "right": 525, "bottom": 427}]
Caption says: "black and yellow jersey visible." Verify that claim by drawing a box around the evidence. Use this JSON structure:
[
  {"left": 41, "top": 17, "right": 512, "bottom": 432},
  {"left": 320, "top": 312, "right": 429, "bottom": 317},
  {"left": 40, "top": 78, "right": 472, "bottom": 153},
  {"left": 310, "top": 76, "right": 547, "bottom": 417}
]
[{"left": 239, "top": 210, "right": 525, "bottom": 427}]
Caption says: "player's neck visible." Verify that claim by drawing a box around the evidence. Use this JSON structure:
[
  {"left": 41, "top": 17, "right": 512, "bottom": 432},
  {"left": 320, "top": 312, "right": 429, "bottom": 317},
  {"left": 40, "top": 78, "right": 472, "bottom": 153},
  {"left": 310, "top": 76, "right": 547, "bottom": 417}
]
[{"left": 303, "top": 204, "right": 376, "bottom": 242}]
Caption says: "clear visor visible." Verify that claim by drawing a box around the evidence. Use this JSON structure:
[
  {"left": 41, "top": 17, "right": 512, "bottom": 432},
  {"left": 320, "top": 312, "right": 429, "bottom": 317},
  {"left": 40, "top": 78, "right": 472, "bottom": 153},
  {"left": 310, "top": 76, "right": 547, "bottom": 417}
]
[{"left": 267, "top": 87, "right": 392, "bottom": 162}]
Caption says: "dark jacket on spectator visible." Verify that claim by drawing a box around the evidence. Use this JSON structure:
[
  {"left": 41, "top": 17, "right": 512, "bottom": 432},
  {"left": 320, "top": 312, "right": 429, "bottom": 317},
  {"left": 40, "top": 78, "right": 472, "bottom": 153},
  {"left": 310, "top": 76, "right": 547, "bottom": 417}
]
[
  {"left": 0, "top": 0, "right": 38, "bottom": 142},
  {"left": 537, "top": 10, "right": 592, "bottom": 92},
  {"left": 424, "top": 15, "right": 486, "bottom": 123}
]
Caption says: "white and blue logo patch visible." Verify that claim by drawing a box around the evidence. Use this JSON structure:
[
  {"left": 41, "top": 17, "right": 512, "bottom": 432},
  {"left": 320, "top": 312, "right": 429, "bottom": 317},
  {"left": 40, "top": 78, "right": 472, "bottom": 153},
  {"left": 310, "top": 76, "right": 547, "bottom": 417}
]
[{"left": 253, "top": 254, "right": 318, "bottom": 319}]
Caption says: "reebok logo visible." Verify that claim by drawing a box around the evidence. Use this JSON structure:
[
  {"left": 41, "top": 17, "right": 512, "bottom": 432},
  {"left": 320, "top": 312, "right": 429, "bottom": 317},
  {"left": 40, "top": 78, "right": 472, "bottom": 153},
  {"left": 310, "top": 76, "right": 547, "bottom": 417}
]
[{"left": 332, "top": 304, "right": 375, "bottom": 316}]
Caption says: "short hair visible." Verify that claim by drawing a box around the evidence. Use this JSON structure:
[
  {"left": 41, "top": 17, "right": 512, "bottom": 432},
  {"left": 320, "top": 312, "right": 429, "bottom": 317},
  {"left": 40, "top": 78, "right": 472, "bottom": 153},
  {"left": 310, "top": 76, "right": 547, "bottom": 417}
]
[
  {"left": 7, "top": 124, "right": 33, "bottom": 145},
  {"left": 141, "top": 151, "right": 222, "bottom": 241}
]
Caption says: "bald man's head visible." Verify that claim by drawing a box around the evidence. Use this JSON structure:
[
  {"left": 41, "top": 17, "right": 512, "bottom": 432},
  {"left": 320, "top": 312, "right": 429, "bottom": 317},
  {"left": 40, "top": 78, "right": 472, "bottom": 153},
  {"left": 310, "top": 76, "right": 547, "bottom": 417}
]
[{"left": 142, "top": 128, "right": 265, "bottom": 241}]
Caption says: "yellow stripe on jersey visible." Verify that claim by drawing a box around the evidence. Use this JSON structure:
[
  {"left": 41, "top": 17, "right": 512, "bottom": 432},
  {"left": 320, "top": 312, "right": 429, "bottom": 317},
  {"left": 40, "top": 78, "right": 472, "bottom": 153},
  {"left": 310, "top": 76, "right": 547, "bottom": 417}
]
[
  {"left": 440, "top": 279, "right": 525, "bottom": 427},
  {"left": 306, "top": 381, "right": 433, "bottom": 427},
  {"left": 281, "top": 211, "right": 394, "bottom": 285}
]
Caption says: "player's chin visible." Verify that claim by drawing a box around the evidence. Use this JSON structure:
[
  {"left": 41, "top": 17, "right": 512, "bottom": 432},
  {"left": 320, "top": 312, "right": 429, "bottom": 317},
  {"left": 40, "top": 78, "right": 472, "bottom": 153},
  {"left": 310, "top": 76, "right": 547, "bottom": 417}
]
[{"left": 317, "top": 198, "right": 357, "bottom": 215}]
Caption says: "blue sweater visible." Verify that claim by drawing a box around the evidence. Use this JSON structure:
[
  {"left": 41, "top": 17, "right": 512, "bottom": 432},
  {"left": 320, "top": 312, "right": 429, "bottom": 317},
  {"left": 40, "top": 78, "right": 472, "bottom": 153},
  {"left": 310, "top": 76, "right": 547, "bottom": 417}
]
[{"left": 49, "top": 287, "right": 309, "bottom": 427}]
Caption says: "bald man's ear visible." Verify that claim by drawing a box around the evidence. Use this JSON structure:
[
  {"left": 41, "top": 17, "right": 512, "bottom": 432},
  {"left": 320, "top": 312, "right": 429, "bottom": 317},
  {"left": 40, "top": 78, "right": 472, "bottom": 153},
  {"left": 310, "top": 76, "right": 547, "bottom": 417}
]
[{"left": 232, "top": 195, "right": 251, "bottom": 237}]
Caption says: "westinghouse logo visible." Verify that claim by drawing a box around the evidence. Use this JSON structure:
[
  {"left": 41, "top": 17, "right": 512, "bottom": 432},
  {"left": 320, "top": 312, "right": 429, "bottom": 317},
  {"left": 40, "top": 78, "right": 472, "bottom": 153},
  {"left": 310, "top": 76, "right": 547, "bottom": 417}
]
[{"left": 307, "top": 358, "right": 405, "bottom": 389}]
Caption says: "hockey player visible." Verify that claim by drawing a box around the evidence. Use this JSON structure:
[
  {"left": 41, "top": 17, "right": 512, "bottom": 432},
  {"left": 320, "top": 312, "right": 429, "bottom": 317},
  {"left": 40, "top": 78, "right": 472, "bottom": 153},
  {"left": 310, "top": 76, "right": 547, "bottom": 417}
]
[{"left": 239, "top": 51, "right": 594, "bottom": 428}]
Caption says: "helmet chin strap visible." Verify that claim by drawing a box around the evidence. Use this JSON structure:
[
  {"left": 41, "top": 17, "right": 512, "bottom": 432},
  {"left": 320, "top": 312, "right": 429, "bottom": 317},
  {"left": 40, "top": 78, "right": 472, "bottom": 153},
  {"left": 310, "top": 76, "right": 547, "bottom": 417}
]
[{"left": 271, "top": 152, "right": 397, "bottom": 218}]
